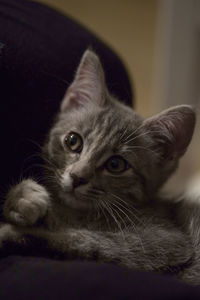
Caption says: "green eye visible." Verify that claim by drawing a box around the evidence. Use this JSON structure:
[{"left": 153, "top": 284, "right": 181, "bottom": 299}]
[
  {"left": 64, "top": 132, "right": 83, "bottom": 153},
  {"left": 105, "top": 155, "right": 129, "bottom": 174}
]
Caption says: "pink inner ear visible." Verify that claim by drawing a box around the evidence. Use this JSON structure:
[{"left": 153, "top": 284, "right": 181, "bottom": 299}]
[
  {"left": 60, "top": 50, "right": 106, "bottom": 112},
  {"left": 163, "top": 108, "right": 195, "bottom": 157},
  {"left": 146, "top": 106, "right": 196, "bottom": 159},
  {"left": 61, "top": 80, "right": 99, "bottom": 111},
  {"left": 64, "top": 92, "right": 86, "bottom": 110},
  {"left": 169, "top": 123, "right": 186, "bottom": 156}
]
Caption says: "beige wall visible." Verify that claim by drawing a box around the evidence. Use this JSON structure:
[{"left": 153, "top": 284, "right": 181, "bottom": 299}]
[{"left": 36, "top": 0, "right": 158, "bottom": 116}]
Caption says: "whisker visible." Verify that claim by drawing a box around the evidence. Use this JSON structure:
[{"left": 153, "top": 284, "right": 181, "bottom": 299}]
[
  {"left": 109, "top": 193, "right": 145, "bottom": 252},
  {"left": 120, "top": 126, "right": 129, "bottom": 142},
  {"left": 110, "top": 197, "right": 136, "bottom": 225},
  {"left": 122, "top": 123, "right": 144, "bottom": 143},
  {"left": 124, "top": 145, "right": 159, "bottom": 156},
  {"left": 124, "top": 129, "right": 168, "bottom": 145},
  {"left": 101, "top": 199, "right": 124, "bottom": 237},
  {"left": 108, "top": 201, "right": 129, "bottom": 230},
  {"left": 124, "top": 130, "right": 152, "bottom": 144},
  {"left": 42, "top": 156, "right": 59, "bottom": 169},
  {"left": 96, "top": 201, "right": 111, "bottom": 230},
  {"left": 109, "top": 193, "right": 143, "bottom": 225},
  {"left": 41, "top": 70, "right": 70, "bottom": 86}
]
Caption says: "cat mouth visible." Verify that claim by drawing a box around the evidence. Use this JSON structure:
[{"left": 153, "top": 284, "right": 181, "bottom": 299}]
[
  {"left": 59, "top": 186, "right": 105, "bottom": 211},
  {"left": 59, "top": 189, "right": 94, "bottom": 210}
]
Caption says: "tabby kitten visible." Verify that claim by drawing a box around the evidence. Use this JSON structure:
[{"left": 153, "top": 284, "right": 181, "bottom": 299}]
[{"left": 0, "top": 50, "right": 199, "bottom": 285}]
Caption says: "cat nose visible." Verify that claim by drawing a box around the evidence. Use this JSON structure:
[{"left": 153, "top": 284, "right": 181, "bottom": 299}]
[{"left": 70, "top": 173, "right": 88, "bottom": 189}]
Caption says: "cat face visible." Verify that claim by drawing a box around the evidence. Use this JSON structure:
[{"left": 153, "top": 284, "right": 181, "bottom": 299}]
[
  {"left": 46, "top": 101, "right": 148, "bottom": 210},
  {"left": 43, "top": 50, "right": 195, "bottom": 211}
]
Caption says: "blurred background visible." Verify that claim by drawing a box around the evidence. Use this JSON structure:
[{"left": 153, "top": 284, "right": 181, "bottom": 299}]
[
  {"left": 35, "top": 0, "right": 157, "bottom": 115},
  {"left": 35, "top": 0, "right": 200, "bottom": 194}
]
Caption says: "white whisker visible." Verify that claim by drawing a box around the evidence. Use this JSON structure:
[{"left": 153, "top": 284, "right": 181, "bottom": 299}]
[
  {"left": 123, "top": 123, "right": 144, "bottom": 143},
  {"left": 110, "top": 193, "right": 144, "bottom": 226},
  {"left": 109, "top": 193, "right": 145, "bottom": 252},
  {"left": 101, "top": 199, "right": 125, "bottom": 237},
  {"left": 125, "top": 145, "right": 159, "bottom": 156}
]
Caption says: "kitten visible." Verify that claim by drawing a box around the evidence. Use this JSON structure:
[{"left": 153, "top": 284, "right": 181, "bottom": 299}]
[{"left": 0, "top": 50, "right": 199, "bottom": 284}]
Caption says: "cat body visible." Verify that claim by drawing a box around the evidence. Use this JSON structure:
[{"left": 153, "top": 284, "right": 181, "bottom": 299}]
[{"left": 0, "top": 50, "right": 199, "bottom": 285}]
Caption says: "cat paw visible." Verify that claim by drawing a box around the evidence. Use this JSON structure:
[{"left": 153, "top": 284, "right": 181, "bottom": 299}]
[
  {"left": 0, "top": 223, "right": 26, "bottom": 257},
  {"left": 4, "top": 179, "right": 50, "bottom": 226},
  {"left": 0, "top": 223, "right": 15, "bottom": 247}
]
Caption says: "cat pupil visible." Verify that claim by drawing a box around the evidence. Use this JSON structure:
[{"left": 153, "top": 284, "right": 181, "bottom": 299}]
[
  {"left": 69, "top": 134, "right": 77, "bottom": 146},
  {"left": 65, "top": 132, "right": 83, "bottom": 152},
  {"left": 105, "top": 156, "right": 128, "bottom": 174},
  {"left": 111, "top": 158, "right": 119, "bottom": 169}
]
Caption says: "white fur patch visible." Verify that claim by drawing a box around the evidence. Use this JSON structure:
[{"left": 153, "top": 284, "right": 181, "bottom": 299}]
[
  {"left": 184, "top": 173, "right": 200, "bottom": 204},
  {"left": 61, "top": 171, "right": 73, "bottom": 192}
]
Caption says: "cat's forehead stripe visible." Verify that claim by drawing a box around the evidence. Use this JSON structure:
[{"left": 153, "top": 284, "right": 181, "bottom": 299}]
[
  {"left": 82, "top": 112, "right": 132, "bottom": 158},
  {"left": 85, "top": 113, "right": 120, "bottom": 148}
]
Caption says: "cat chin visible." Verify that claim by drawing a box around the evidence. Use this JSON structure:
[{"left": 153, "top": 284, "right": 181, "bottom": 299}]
[{"left": 59, "top": 191, "right": 93, "bottom": 211}]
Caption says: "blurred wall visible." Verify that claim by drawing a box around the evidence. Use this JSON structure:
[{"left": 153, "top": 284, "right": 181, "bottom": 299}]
[{"left": 35, "top": 0, "right": 158, "bottom": 116}]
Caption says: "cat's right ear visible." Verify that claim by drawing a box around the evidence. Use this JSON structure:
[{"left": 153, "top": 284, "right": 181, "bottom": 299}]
[
  {"left": 61, "top": 50, "right": 107, "bottom": 112},
  {"left": 143, "top": 105, "right": 196, "bottom": 160}
]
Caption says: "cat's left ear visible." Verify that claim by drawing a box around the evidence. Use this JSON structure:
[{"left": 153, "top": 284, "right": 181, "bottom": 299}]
[
  {"left": 143, "top": 105, "right": 196, "bottom": 160},
  {"left": 61, "top": 49, "right": 106, "bottom": 112}
]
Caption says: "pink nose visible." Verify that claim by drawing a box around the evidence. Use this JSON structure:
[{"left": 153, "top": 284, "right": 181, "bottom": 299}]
[{"left": 70, "top": 173, "right": 89, "bottom": 189}]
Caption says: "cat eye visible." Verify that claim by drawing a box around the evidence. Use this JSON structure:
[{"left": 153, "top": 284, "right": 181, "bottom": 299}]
[
  {"left": 64, "top": 132, "right": 83, "bottom": 153},
  {"left": 105, "top": 155, "right": 129, "bottom": 174}
]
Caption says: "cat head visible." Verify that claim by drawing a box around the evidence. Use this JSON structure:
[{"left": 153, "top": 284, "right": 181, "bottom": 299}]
[{"left": 44, "top": 49, "right": 196, "bottom": 211}]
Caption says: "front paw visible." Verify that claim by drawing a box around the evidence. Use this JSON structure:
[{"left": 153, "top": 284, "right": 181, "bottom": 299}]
[
  {"left": 0, "top": 223, "right": 19, "bottom": 256},
  {"left": 4, "top": 179, "right": 50, "bottom": 226}
]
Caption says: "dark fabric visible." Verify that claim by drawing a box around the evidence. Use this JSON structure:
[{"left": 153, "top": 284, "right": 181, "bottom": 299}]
[
  {"left": 0, "top": 0, "right": 133, "bottom": 193},
  {"left": 0, "top": 256, "right": 200, "bottom": 300}
]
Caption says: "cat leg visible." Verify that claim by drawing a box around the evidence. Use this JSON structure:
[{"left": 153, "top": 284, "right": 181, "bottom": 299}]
[
  {"left": 0, "top": 222, "right": 44, "bottom": 257},
  {"left": 28, "top": 227, "right": 193, "bottom": 273},
  {"left": 3, "top": 179, "right": 50, "bottom": 226},
  {"left": 0, "top": 223, "right": 193, "bottom": 275},
  {"left": 175, "top": 198, "right": 200, "bottom": 285}
]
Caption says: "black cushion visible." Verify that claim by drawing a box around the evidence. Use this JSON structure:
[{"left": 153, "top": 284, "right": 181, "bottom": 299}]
[{"left": 0, "top": 256, "right": 200, "bottom": 300}]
